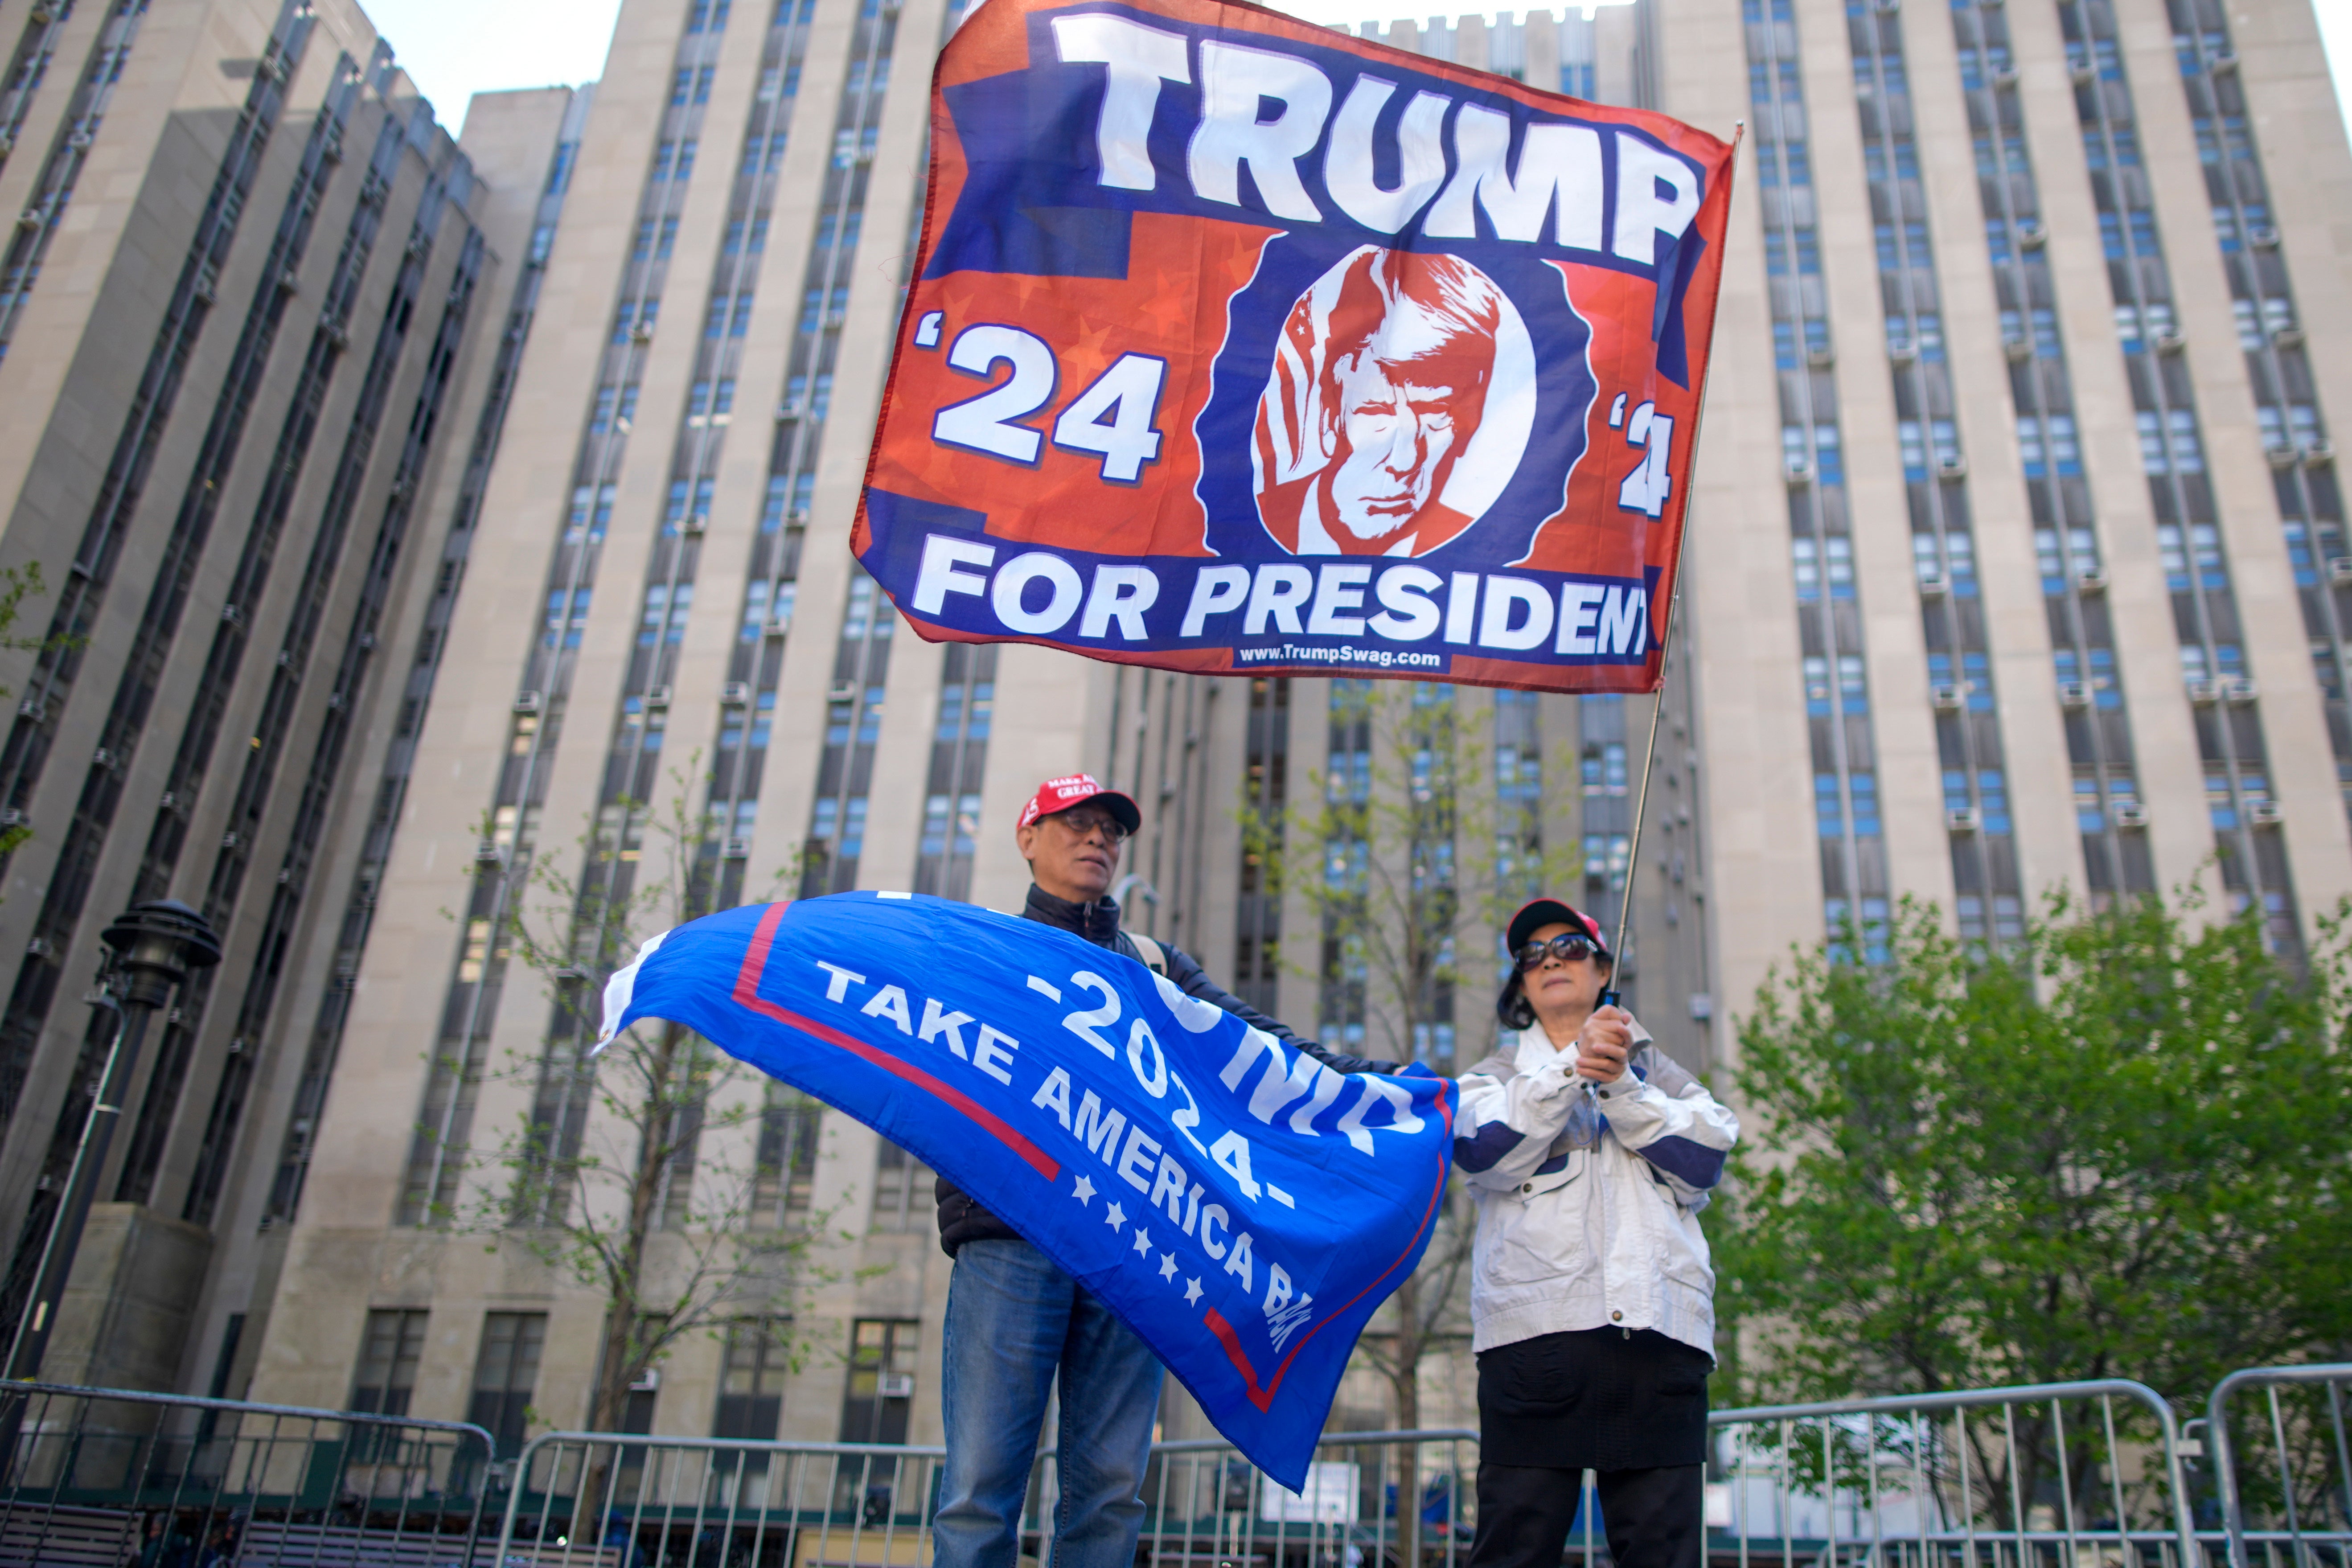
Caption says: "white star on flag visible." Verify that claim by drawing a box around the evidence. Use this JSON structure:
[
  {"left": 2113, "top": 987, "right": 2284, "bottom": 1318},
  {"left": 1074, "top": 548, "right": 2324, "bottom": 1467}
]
[
  {"left": 1184, "top": 1277, "right": 1204, "bottom": 1305},
  {"left": 1104, "top": 1201, "right": 1126, "bottom": 1231},
  {"left": 1131, "top": 1227, "right": 1153, "bottom": 1257},
  {"left": 1072, "top": 1175, "right": 1096, "bottom": 1206},
  {"left": 1158, "top": 1253, "right": 1178, "bottom": 1281}
]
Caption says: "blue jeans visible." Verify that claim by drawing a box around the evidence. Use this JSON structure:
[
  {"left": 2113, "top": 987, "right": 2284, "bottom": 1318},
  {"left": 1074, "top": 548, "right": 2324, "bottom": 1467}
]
[{"left": 933, "top": 1238, "right": 1163, "bottom": 1568}]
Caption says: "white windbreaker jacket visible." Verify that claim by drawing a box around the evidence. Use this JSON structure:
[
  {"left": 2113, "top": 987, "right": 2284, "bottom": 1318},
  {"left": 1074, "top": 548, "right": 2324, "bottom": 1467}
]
[{"left": 1453, "top": 1021, "right": 1739, "bottom": 1356}]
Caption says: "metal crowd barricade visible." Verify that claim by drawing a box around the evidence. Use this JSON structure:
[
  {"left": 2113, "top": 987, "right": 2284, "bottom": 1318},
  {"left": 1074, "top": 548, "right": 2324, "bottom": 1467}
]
[
  {"left": 2206, "top": 1363, "right": 2352, "bottom": 1568},
  {"left": 1119, "top": 1428, "right": 1482, "bottom": 1568},
  {"left": 0, "top": 1378, "right": 495, "bottom": 1567},
  {"left": 492, "top": 1432, "right": 948, "bottom": 1568},
  {"left": 1704, "top": 1381, "right": 2202, "bottom": 1568}
]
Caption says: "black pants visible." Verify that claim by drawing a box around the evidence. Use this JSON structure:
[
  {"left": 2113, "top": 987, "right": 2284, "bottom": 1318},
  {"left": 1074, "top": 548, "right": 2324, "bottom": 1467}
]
[{"left": 1466, "top": 1461, "right": 1704, "bottom": 1568}]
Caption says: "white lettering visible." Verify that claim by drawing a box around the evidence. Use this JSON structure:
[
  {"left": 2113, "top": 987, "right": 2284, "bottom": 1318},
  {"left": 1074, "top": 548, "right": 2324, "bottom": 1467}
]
[
  {"left": 1264, "top": 1263, "right": 1293, "bottom": 1315},
  {"left": 860, "top": 984, "right": 913, "bottom": 1034},
  {"left": 1062, "top": 971, "right": 1121, "bottom": 1057},
  {"left": 1189, "top": 41, "right": 1330, "bottom": 222},
  {"left": 973, "top": 1023, "right": 1019, "bottom": 1085},
  {"left": 1116, "top": 1124, "right": 1163, "bottom": 1192},
  {"left": 1368, "top": 564, "right": 1442, "bottom": 641},
  {"left": 1246, "top": 563, "right": 1314, "bottom": 635},
  {"left": 1075, "top": 1092, "right": 1128, "bottom": 1160},
  {"left": 1478, "top": 575, "right": 1555, "bottom": 650},
  {"left": 1306, "top": 564, "right": 1372, "bottom": 636},
  {"left": 919, "top": 997, "right": 973, "bottom": 1057},
  {"left": 1285, "top": 1059, "right": 1347, "bottom": 1133},
  {"left": 1126, "top": 1018, "right": 1169, "bottom": 1097},
  {"left": 1053, "top": 13, "right": 1190, "bottom": 192},
  {"left": 1223, "top": 1228, "right": 1256, "bottom": 1292},
  {"left": 1032, "top": 1066, "right": 1074, "bottom": 1128},
  {"left": 1080, "top": 564, "right": 1160, "bottom": 640},
  {"left": 1614, "top": 135, "right": 1700, "bottom": 266},
  {"left": 992, "top": 552, "right": 1084, "bottom": 634},
  {"left": 911, "top": 535, "right": 995, "bottom": 614},
  {"left": 1445, "top": 571, "right": 1479, "bottom": 644},
  {"left": 1599, "top": 586, "right": 1646, "bottom": 655},
  {"left": 1428, "top": 107, "right": 1605, "bottom": 250},
  {"left": 1169, "top": 1069, "right": 1209, "bottom": 1153},
  {"left": 816, "top": 961, "right": 866, "bottom": 1002},
  {"left": 1199, "top": 1202, "right": 1231, "bottom": 1257},
  {"left": 1248, "top": 1042, "right": 1326, "bottom": 1125},
  {"left": 1182, "top": 564, "right": 1251, "bottom": 636},
  {"left": 1324, "top": 77, "right": 1448, "bottom": 233},
  {"left": 1336, "top": 1073, "right": 1426, "bottom": 1154},
  {"left": 1210, "top": 1129, "right": 1262, "bottom": 1200},
  {"left": 1557, "top": 581, "right": 1605, "bottom": 654},
  {"left": 1219, "top": 1029, "right": 1271, "bottom": 1091},
  {"left": 1150, "top": 1149, "right": 1189, "bottom": 1219}
]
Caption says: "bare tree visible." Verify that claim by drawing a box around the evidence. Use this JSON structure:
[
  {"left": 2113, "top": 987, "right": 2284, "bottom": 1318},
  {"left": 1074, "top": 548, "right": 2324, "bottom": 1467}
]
[{"left": 440, "top": 767, "right": 840, "bottom": 1441}]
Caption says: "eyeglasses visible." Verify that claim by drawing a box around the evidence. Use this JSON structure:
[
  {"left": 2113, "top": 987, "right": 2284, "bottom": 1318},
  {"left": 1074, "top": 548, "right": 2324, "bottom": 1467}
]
[
  {"left": 1516, "top": 934, "right": 1601, "bottom": 971},
  {"left": 1050, "top": 809, "right": 1130, "bottom": 844}
]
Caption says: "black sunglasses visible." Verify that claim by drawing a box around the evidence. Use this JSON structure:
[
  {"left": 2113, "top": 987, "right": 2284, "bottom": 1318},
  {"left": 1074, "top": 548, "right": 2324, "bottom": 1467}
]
[
  {"left": 1516, "top": 934, "right": 1603, "bottom": 971},
  {"left": 1051, "top": 809, "right": 1131, "bottom": 843}
]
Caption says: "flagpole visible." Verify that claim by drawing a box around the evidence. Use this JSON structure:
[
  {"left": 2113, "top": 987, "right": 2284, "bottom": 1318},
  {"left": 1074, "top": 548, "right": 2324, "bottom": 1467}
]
[{"left": 1596, "top": 121, "right": 1738, "bottom": 1011}]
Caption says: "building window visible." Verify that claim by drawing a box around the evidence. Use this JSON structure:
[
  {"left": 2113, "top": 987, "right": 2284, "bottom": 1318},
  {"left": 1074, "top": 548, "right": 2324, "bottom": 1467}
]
[
  {"left": 838, "top": 1320, "right": 919, "bottom": 1445},
  {"left": 751, "top": 1086, "right": 820, "bottom": 1223},
  {"left": 468, "top": 1312, "right": 547, "bottom": 1458},
  {"left": 351, "top": 1309, "right": 427, "bottom": 1417},
  {"left": 870, "top": 1140, "right": 928, "bottom": 1231},
  {"left": 714, "top": 1318, "right": 791, "bottom": 1441}
]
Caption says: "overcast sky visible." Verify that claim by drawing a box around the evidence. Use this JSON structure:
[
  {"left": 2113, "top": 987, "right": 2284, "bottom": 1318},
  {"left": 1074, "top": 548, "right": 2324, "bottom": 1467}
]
[{"left": 371, "top": 0, "right": 2351, "bottom": 155}]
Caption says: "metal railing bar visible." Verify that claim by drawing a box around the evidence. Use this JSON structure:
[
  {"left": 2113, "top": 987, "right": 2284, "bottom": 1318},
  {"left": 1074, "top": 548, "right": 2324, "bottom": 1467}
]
[
  {"left": 514, "top": 1430, "right": 948, "bottom": 1457},
  {"left": 1713, "top": 1379, "right": 2183, "bottom": 1426},
  {"left": 0, "top": 1378, "right": 494, "bottom": 1443},
  {"left": 2209, "top": 1365, "right": 2352, "bottom": 1568}
]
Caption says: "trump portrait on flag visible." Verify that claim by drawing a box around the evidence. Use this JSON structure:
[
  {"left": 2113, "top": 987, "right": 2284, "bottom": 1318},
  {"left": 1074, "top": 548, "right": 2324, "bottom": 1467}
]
[{"left": 1253, "top": 246, "right": 1539, "bottom": 559}]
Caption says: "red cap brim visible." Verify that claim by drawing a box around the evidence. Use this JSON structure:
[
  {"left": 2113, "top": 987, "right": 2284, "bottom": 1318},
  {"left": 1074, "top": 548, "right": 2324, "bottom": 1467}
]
[{"left": 1507, "top": 898, "right": 1607, "bottom": 956}]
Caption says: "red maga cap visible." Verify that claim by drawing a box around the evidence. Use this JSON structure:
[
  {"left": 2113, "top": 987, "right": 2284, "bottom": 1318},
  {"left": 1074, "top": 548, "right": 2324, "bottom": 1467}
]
[
  {"left": 1016, "top": 773, "right": 1142, "bottom": 833},
  {"left": 1506, "top": 898, "right": 1609, "bottom": 958}
]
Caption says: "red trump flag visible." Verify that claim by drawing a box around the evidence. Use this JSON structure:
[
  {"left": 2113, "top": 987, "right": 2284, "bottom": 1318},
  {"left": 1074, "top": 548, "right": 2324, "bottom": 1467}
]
[{"left": 854, "top": 0, "right": 1736, "bottom": 693}]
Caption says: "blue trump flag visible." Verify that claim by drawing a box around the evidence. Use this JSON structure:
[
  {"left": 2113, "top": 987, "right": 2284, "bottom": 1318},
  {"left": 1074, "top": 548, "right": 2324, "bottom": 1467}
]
[{"left": 597, "top": 891, "right": 1453, "bottom": 1488}]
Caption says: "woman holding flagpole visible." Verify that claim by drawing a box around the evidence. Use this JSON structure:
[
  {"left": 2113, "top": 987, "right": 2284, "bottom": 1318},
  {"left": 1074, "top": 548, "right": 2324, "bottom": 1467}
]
[{"left": 1451, "top": 898, "right": 1739, "bottom": 1568}]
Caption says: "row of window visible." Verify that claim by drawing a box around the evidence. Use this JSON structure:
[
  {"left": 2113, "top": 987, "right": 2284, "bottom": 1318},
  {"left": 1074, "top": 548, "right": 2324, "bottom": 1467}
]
[
  {"left": 353, "top": 1309, "right": 911, "bottom": 1458},
  {"left": 2064, "top": 0, "right": 2297, "bottom": 947},
  {"left": 1749, "top": 0, "right": 1890, "bottom": 915}
]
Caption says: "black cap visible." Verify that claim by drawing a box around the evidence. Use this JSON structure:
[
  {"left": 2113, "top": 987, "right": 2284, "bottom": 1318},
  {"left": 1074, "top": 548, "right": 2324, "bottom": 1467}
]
[{"left": 1506, "top": 898, "right": 1609, "bottom": 959}]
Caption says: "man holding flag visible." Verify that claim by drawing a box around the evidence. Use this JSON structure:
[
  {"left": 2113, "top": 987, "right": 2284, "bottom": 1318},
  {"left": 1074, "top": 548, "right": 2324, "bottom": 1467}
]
[{"left": 930, "top": 774, "right": 1399, "bottom": 1568}]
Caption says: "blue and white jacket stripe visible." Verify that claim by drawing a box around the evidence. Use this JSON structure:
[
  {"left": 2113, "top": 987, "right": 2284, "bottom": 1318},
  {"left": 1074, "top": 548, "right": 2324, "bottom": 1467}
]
[{"left": 1453, "top": 1022, "right": 1739, "bottom": 1357}]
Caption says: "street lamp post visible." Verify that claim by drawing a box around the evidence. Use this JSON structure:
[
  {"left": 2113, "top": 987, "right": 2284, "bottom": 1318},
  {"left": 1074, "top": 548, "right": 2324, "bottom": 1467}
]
[{"left": 1, "top": 899, "right": 221, "bottom": 1387}]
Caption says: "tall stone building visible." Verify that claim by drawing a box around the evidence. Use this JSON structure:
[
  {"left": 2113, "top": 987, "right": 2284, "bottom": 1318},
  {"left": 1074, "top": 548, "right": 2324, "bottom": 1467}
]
[
  {"left": 1670, "top": 0, "right": 2352, "bottom": 1054},
  {"left": 0, "top": 0, "right": 534, "bottom": 1396}
]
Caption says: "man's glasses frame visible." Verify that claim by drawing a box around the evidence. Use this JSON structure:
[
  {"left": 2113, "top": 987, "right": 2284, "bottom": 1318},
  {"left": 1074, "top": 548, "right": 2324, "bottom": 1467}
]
[{"left": 1047, "top": 809, "right": 1131, "bottom": 844}]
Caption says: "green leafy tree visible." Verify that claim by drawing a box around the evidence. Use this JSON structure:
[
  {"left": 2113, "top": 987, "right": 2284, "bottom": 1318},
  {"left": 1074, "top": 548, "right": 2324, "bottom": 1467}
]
[{"left": 1717, "top": 892, "right": 2352, "bottom": 1519}]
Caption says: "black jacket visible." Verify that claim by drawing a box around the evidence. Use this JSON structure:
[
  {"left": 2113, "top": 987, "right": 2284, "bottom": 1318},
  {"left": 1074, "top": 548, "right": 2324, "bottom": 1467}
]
[{"left": 933, "top": 883, "right": 1394, "bottom": 1256}]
